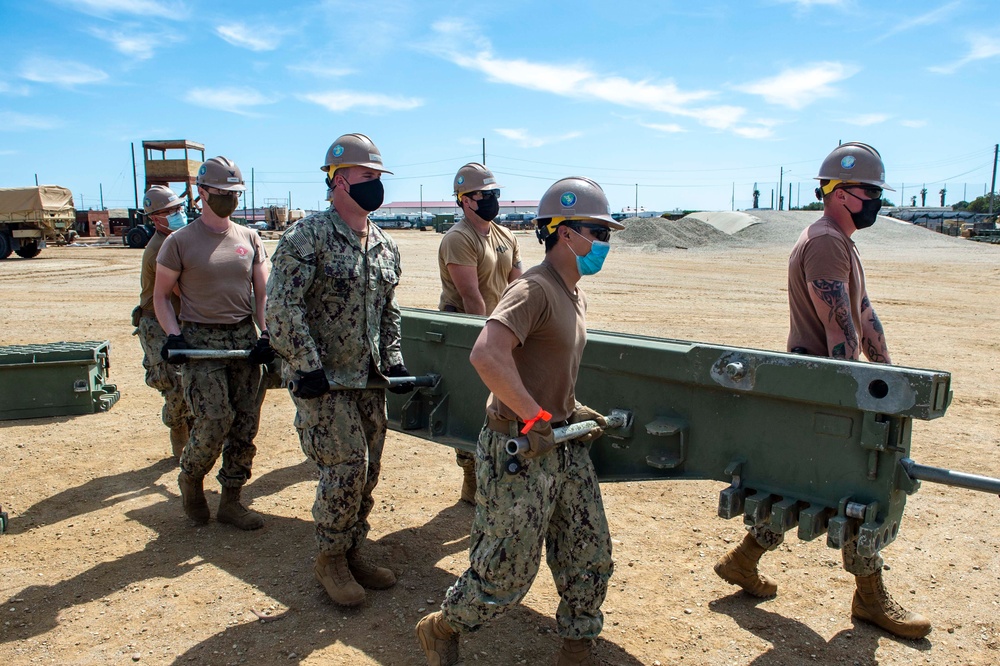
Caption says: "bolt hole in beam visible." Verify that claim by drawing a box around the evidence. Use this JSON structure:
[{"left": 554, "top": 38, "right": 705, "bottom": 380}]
[{"left": 868, "top": 379, "right": 889, "bottom": 399}]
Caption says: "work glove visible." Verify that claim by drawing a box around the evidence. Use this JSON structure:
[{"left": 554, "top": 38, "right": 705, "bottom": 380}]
[
  {"left": 247, "top": 331, "right": 277, "bottom": 365},
  {"left": 522, "top": 419, "right": 556, "bottom": 460},
  {"left": 568, "top": 404, "right": 608, "bottom": 443},
  {"left": 292, "top": 368, "right": 330, "bottom": 399},
  {"left": 386, "top": 363, "right": 415, "bottom": 394},
  {"left": 161, "top": 334, "right": 191, "bottom": 364}
]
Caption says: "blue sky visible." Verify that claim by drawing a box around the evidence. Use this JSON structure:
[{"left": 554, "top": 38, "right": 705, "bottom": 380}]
[{"left": 1, "top": 0, "right": 998, "bottom": 213}]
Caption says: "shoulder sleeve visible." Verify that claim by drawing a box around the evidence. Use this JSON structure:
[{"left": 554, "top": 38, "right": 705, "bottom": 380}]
[
  {"left": 265, "top": 221, "right": 322, "bottom": 373},
  {"left": 439, "top": 228, "right": 479, "bottom": 267},
  {"left": 156, "top": 234, "right": 181, "bottom": 271},
  {"left": 801, "top": 233, "right": 850, "bottom": 283},
  {"left": 488, "top": 277, "right": 547, "bottom": 345},
  {"left": 251, "top": 229, "right": 267, "bottom": 263}
]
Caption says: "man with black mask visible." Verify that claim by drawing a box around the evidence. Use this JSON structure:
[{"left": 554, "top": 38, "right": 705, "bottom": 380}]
[
  {"left": 154, "top": 156, "right": 274, "bottom": 532},
  {"left": 714, "top": 142, "right": 932, "bottom": 641},
  {"left": 438, "top": 162, "right": 522, "bottom": 504},
  {"left": 266, "top": 133, "right": 415, "bottom": 607}
]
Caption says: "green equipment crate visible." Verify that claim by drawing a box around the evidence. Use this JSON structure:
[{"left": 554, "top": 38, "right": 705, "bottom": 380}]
[{"left": 0, "top": 340, "right": 120, "bottom": 420}]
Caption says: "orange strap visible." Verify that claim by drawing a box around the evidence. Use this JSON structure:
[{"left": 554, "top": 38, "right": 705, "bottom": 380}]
[{"left": 520, "top": 408, "right": 552, "bottom": 435}]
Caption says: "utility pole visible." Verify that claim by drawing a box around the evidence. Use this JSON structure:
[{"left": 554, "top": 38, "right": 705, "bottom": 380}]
[
  {"left": 34, "top": 173, "right": 38, "bottom": 186},
  {"left": 99, "top": 184, "right": 104, "bottom": 210},
  {"left": 989, "top": 143, "right": 998, "bottom": 215},
  {"left": 482, "top": 138, "right": 486, "bottom": 164},
  {"left": 634, "top": 184, "right": 638, "bottom": 216},
  {"left": 130, "top": 142, "right": 139, "bottom": 211},
  {"left": 778, "top": 167, "right": 784, "bottom": 211},
  {"left": 788, "top": 183, "right": 792, "bottom": 211},
  {"left": 420, "top": 184, "right": 423, "bottom": 219},
  {"left": 731, "top": 182, "right": 735, "bottom": 211},
  {"left": 288, "top": 190, "right": 292, "bottom": 209},
  {"left": 251, "top": 168, "right": 255, "bottom": 213},
  {"left": 797, "top": 182, "right": 801, "bottom": 209}
]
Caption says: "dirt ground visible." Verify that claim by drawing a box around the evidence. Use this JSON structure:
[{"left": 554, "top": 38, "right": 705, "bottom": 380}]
[{"left": 1, "top": 214, "right": 999, "bottom": 666}]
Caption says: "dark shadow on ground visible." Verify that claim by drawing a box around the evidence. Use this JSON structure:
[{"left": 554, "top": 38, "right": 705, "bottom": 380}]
[{"left": 709, "top": 591, "right": 931, "bottom": 666}]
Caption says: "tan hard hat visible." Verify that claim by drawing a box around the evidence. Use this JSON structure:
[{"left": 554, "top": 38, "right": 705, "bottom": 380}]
[
  {"left": 321, "top": 133, "right": 393, "bottom": 174},
  {"left": 454, "top": 162, "right": 501, "bottom": 197},
  {"left": 815, "top": 142, "right": 894, "bottom": 191},
  {"left": 196, "top": 156, "right": 246, "bottom": 192},
  {"left": 143, "top": 185, "right": 185, "bottom": 214},
  {"left": 534, "top": 177, "right": 623, "bottom": 238}
]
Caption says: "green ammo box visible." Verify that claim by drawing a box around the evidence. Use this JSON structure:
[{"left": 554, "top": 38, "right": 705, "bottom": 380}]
[{"left": 0, "top": 340, "right": 120, "bottom": 420}]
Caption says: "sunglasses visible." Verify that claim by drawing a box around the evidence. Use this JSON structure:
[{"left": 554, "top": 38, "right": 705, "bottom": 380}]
[
  {"left": 842, "top": 185, "right": 883, "bottom": 200},
  {"left": 469, "top": 189, "right": 500, "bottom": 201},
  {"left": 568, "top": 222, "right": 611, "bottom": 243}
]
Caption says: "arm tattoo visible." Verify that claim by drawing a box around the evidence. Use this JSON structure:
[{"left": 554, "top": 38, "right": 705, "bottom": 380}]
[
  {"left": 861, "top": 295, "right": 871, "bottom": 313},
  {"left": 863, "top": 309, "right": 889, "bottom": 363},
  {"left": 812, "top": 279, "right": 858, "bottom": 359}
]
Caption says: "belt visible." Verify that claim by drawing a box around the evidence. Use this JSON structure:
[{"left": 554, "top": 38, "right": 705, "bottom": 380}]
[
  {"left": 486, "top": 414, "right": 569, "bottom": 436},
  {"left": 182, "top": 316, "right": 253, "bottom": 331}
]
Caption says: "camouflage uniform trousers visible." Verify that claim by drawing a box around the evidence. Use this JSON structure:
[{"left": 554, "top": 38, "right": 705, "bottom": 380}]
[
  {"left": 179, "top": 322, "right": 261, "bottom": 488},
  {"left": 136, "top": 315, "right": 192, "bottom": 431},
  {"left": 749, "top": 523, "right": 883, "bottom": 576},
  {"left": 441, "top": 425, "right": 614, "bottom": 640},
  {"left": 293, "top": 387, "right": 386, "bottom": 555}
]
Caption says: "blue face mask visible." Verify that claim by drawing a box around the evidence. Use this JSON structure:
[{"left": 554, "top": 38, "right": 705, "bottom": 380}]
[
  {"left": 165, "top": 210, "right": 187, "bottom": 231},
  {"left": 568, "top": 228, "right": 611, "bottom": 276}
]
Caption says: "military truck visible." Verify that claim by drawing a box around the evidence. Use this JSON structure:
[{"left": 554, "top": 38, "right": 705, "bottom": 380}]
[{"left": 0, "top": 186, "right": 76, "bottom": 259}]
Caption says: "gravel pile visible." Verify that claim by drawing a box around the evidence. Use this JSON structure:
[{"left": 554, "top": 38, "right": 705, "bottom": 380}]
[{"left": 614, "top": 210, "right": 984, "bottom": 252}]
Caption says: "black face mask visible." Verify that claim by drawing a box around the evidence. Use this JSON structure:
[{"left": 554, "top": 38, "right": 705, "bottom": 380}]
[
  {"left": 345, "top": 178, "right": 384, "bottom": 212},
  {"left": 843, "top": 189, "right": 882, "bottom": 230},
  {"left": 472, "top": 196, "right": 500, "bottom": 222}
]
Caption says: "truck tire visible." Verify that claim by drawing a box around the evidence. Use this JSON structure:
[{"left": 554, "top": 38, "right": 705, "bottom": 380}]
[
  {"left": 14, "top": 240, "right": 41, "bottom": 258},
  {"left": 126, "top": 227, "right": 149, "bottom": 249},
  {"left": 0, "top": 233, "right": 11, "bottom": 260}
]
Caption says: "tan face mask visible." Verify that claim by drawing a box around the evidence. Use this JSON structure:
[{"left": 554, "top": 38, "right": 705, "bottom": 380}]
[{"left": 207, "top": 192, "right": 240, "bottom": 218}]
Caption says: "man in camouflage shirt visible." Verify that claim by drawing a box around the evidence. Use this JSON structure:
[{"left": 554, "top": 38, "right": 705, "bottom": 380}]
[{"left": 266, "top": 133, "right": 414, "bottom": 607}]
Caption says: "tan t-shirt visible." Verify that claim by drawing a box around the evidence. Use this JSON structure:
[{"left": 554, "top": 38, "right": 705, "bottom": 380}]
[
  {"left": 438, "top": 220, "right": 521, "bottom": 314},
  {"left": 485, "top": 262, "right": 587, "bottom": 423},
  {"left": 156, "top": 218, "right": 266, "bottom": 325},
  {"left": 787, "top": 216, "right": 866, "bottom": 356},
  {"left": 139, "top": 230, "right": 179, "bottom": 316}
]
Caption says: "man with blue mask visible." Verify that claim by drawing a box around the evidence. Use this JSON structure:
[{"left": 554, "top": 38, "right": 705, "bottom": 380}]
[
  {"left": 133, "top": 185, "right": 192, "bottom": 461},
  {"left": 417, "top": 177, "right": 625, "bottom": 666}
]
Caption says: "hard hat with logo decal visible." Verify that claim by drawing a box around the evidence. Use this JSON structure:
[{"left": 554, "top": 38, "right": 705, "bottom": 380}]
[
  {"left": 143, "top": 185, "right": 185, "bottom": 215},
  {"left": 321, "top": 133, "right": 393, "bottom": 175},
  {"left": 534, "top": 176, "right": 624, "bottom": 239},
  {"left": 453, "top": 162, "right": 502, "bottom": 198},
  {"left": 815, "top": 142, "right": 894, "bottom": 191},
  {"left": 196, "top": 156, "right": 246, "bottom": 192}
]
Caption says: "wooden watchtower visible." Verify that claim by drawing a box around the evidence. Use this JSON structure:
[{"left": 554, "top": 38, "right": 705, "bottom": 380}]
[{"left": 142, "top": 139, "right": 206, "bottom": 204}]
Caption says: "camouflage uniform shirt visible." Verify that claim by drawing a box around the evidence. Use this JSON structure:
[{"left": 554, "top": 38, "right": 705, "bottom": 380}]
[{"left": 265, "top": 208, "right": 404, "bottom": 385}]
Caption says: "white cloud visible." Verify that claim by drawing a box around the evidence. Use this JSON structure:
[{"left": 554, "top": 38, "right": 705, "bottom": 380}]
[
  {"left": 734, "top": 62, "right": 858, "bottom": 109},
  {"left": 640, "top": 122, "right": 686, "bottom": 134},
  {"left": 287, "top": 63, "right": 355, "bottom": 78},
  {"left": 0, "top": 111, "right": 63, "bottom": 131},
  {"left": 426, "top": 20, "right": 756, "bottom": 135},
  {"left": 215, "top": 23, "right": 287, "bottom": 52},
  {"left": 19, "top": 57, "right": 109, "bottom": 86},
  {"left": 184, "top": 87, "right": 276, "bottom": 115},
  {"left": 0, "top": 81, "right": 31, "bottom": 96},
  {"left": 53, "top": 0, "right": 185, "bottom": 19},
  {"left": 901, "top": 119, "right": 928, "bottom": 128},
  {"left": 494, "top": 128, "right": 583, "bottom": 148},
  {"left": 89, "top": 27, "right": 174, "bottom": 59},
  {"left": 840, "top": 113, "right": 891, "bottom": 126},
  {"left": 732, "top": 126, "right": 775, "bottom": 139},
  {"left": 929, "top": 34, "right": 1000, "bottom": 74},
  {"left": 299, "top": 91, "right": 423, "bottom": 113},
  {"left": 878, "top": 1, "right": 961, "bottom": 41}
]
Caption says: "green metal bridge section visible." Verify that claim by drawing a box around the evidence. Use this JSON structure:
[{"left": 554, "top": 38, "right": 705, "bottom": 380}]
[{"left": 387, "top": 308, "right": 956, "bottom": 558}]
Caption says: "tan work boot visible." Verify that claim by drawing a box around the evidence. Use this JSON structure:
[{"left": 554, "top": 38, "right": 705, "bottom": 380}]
[
  {"left": 415, "top": 611, "right": 459, "bottom": 666},
  {"left": 169, "top": 422, "right": 189, "bottom": 460},
  {"left": 315, "top": 552, "right": 365, "bottom": 607},
  {"left": 460, "top": 466, "right": 476, "bottom": 505},
  {"left": 177, "top": 471, "right": 210, "bottom": 524},
  {"left": 714, "top": 532, "right": 778, "bottom": 597},
  {"left": 556, "top": 638, "right": 601, "bottom": 665},
  {"left": 347, "top": 548, "right": 397, "bottom": 589},
  {"left": 216, "top": 486, "right": 264, "bottom": 530},
  {"left": 852, "top": 571, "right": 932, "bottom": 639}
]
